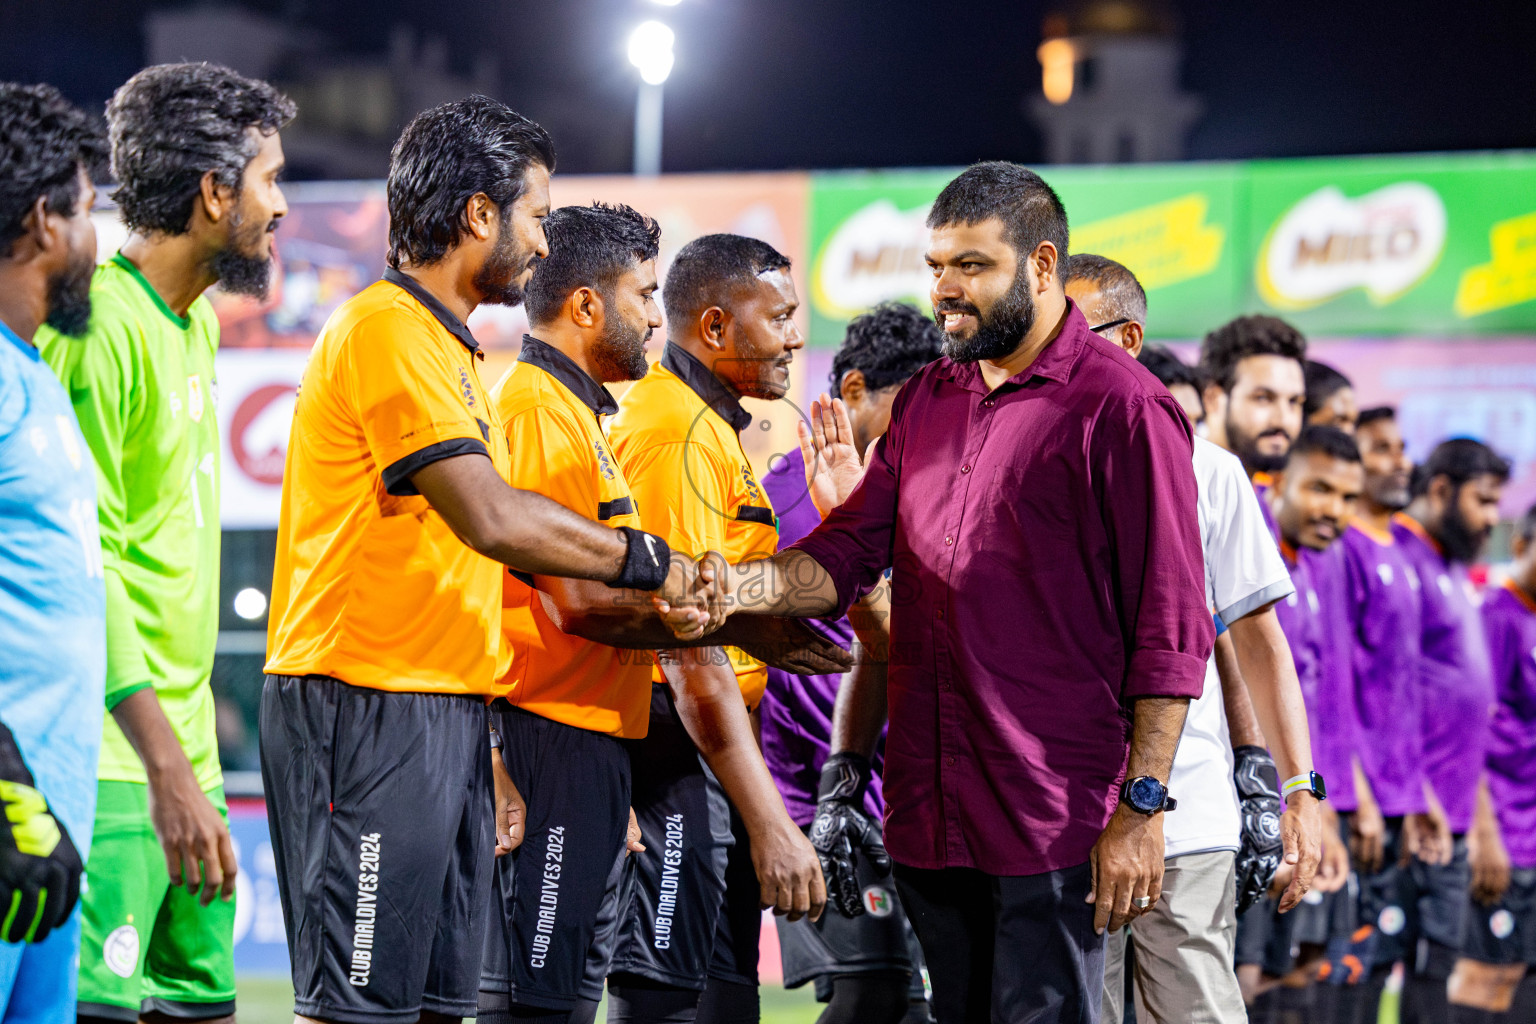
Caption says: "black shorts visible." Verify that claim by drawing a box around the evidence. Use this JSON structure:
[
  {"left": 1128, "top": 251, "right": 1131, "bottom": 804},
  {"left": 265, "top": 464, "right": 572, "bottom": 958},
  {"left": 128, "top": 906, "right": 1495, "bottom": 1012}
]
[
  {"left": 1235, "top": 886, "right": 1357, "bottom": 979},
  {"left": 1235, "top": 895, "right": 1294, "bottom": 976},
  {"left": 777, "top": 825, "right": 920, "bottom": 996},
  {"left": 1463, "top": 868, "right": 1536, "bottom": 967},
  {"left": 479, "top": 704, "right": 632, "bottom": 1013},
  {"left": 259, "top": 675, "right": 493, "bottom": 1024},
  {"left": 609, "top": 684, "right": 760, "bottom": 990},
  {"left": 1357, "top": 822, "right": 1470, "bottom": 971}
]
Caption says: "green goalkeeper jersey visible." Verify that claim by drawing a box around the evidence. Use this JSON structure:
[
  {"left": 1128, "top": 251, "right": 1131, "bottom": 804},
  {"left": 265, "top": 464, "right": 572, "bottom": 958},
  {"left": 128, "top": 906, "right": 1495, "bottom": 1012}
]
[{"left": 39, "top": 253, "right": 223, "bottom": 791}]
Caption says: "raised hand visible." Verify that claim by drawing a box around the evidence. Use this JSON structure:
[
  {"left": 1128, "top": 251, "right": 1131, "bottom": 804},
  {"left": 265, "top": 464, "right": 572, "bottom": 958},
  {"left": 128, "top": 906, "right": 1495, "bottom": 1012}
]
[{"left": 797, "top": 393, "right": 865, "bottom": 519}]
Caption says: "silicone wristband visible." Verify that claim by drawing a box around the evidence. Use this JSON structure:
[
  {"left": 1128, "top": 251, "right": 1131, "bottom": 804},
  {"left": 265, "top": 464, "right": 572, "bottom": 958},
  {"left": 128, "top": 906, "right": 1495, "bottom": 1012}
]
[{"left": 1281, "top": 773, "right": 1312, "bottom": 795}]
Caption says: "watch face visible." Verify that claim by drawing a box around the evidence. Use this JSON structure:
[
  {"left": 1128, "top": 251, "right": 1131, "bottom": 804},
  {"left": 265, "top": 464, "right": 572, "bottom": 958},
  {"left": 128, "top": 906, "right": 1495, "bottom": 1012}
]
[
  {"left": 1311, "top": 771, "right": 1328, "bottom": 801},
  {"left": 1128, "top": 776, "right": 1166, "bottom": 811}
]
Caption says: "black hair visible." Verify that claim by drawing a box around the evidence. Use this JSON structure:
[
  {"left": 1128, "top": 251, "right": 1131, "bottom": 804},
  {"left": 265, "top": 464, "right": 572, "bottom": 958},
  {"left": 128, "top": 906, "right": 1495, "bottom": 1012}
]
[
  {"left": 1288, "top": 425, "right": 1361, "bottom": 466},
  {"left": 1516, "top": 503, "right": 1536, "bottom": 544},
  {"left": 661, "top": 233, "right": 790, "bottom": 330},
  {"left": 1137, "top": 345, "right": 1203, "bottom": 394},
  {"left": 1357, "top": 405, "right": 1396, "bottom": 431},
  {"left": 1303, "top": 360, "right": 1353, "bottom": 418},
  {"left": 0, "top": 84, "right": 107, "bottom": 257},
  {"left": 107, "top": 63, "right": 294, "bottom": 236},
  {"left": 1198, "top": 314, "right": 1308, "bottom": 392},
  {"left": 1065, "top": 252, "right": 1147, "bottom": 324},
  {"left": 387, "top": 95, "right": 556, "bottom": 269},
  {"left": 927, "top": 161, "right": 1069, "bottom": 266},
  {"left": 829, "top": 302, "right": 944, "bottom": 395},
  {"left": 523, "top": 203, "right": 661, "bottom": 327},
  {"left": 1410, "top": 437, "right": 1511, "bottom": 499}
]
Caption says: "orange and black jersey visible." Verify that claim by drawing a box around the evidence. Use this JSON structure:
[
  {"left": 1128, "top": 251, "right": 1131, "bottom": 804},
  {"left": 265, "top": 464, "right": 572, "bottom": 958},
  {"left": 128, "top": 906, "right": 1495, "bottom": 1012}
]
[
  {"left": 606, "top": 344, "right": 779, "bottom": 709},
  {"left": 266, "top": 269, "right": 513, "bottom": 695},
  {"left": 492, "top": 336, "right": 654, "bottom": 738}
]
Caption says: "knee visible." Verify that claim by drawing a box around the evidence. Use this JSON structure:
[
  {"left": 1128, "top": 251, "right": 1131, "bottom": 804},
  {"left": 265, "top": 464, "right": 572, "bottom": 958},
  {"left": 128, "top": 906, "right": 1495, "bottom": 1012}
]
[{"left": 1448, "top": 958, "right": 1527, "bottom": 1012}]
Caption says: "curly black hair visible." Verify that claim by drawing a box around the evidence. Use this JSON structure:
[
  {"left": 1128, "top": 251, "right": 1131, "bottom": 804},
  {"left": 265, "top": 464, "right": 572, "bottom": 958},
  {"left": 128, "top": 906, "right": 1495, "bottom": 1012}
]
[
  {"left": 387, "top": 96, "right": 555, "bottom": 269},
  {"left": 1410, "top": 437, "right": 1511, "bottom": 499},
  {"left": 107, "top": 63, "right": 294, "bottom": 236},
  {"left": 829, "top": 302, "right": 943, "bottom": 396},
  {"left": 928, "top": 161, "right": 1069, "bottom": 265},
  {"left": 0, "top": 83, "right": 108, "bottom": 257},
  {"left": 524, "top": 203, "right": 661, "bottom": 327},
  {"left": 1198, "top": 314, "right": 1308, "bottom": 393},
  {"left": 661, "top": 233, "right": 790, "bottom": 330}
]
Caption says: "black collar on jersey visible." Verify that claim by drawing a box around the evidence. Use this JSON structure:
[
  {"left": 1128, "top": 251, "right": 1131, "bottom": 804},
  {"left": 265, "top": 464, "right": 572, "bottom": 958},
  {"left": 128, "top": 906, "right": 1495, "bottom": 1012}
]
[
  {"left": 661, "top": 342, "right": 752, "bottom": 434},
  {"left": 382, "top": 267, "right": 482, "bottom": 356},
  {"left": 517, "top": 335, "right": 618, "bottom": 417}
]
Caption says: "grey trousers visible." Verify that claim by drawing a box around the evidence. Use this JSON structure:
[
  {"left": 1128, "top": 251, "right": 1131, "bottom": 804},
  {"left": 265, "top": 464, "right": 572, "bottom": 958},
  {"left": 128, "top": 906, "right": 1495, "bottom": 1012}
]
[{"left": 1101, "top": 850, "right": 1248, "bottom": 1024}]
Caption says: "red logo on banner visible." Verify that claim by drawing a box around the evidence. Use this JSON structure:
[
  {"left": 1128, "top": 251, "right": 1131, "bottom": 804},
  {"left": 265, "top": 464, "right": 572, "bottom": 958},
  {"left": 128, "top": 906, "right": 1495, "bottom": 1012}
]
[{"left": 230, "top": 383, "right": 296, "bottom": 486}]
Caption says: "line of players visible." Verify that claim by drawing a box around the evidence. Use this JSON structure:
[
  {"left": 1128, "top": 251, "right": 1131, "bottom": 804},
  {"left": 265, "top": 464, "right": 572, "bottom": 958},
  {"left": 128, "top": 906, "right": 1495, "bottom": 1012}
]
[
  {"left": 1067, "top": 260, "right": 1534, "bottom": 1024},
  {"left": 1, "top": 61, "right": 1533, "bottom": 1024}
]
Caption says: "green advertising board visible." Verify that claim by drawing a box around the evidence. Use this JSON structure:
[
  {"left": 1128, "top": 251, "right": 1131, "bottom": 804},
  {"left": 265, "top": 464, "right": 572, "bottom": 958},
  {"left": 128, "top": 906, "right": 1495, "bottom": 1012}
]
[
  {"left": 806, "top": 153, "right": 1536, "bottom": 345},
  {"left": 1245, "top": 153, "right": 1536, "bottom": 336}
]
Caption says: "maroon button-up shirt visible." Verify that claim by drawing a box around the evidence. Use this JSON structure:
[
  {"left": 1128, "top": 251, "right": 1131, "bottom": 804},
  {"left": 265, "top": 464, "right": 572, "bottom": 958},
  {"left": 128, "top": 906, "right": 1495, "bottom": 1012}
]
[{"left": 791, "top": 303, "right": 1213, "bottom": 876}]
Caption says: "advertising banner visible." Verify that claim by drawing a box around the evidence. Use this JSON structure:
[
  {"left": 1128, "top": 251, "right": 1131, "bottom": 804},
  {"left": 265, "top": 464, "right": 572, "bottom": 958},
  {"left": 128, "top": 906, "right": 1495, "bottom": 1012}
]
[
  {"left": 807, "top": 165, "right": 1245, "bottom": 344},
  {"left": 1245, "top": 153, "right": 1536, "bottom": 336}
]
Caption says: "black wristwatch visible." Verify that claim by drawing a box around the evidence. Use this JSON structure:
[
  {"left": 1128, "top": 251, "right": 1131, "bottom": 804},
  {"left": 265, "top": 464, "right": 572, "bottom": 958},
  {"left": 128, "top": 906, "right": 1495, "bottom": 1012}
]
[{"left": 1120, "top": 775, "right": 1176, "bottom": 815}]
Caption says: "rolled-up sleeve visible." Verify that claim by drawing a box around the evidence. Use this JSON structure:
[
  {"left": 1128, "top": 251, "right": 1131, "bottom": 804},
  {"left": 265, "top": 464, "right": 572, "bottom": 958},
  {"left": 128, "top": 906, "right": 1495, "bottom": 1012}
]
[
  {"left": 788, "top": 390, "right": 905, "bottom": 618},
  {"left": 1095, "top": 393, "right": 1213, "bottom": 700}
]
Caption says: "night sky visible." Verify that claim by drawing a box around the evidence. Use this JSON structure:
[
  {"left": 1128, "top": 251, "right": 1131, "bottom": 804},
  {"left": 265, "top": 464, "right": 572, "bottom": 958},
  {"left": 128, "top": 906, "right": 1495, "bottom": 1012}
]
[{"left": 4, "top": 0, "right": 1535, "bottom": 175}]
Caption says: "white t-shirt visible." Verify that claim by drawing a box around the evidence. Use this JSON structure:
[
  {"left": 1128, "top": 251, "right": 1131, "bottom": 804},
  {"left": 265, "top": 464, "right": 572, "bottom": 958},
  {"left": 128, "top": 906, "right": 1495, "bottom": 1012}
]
[{"left": 1163, "top": 438, "right": 1295, "bottom": 859}]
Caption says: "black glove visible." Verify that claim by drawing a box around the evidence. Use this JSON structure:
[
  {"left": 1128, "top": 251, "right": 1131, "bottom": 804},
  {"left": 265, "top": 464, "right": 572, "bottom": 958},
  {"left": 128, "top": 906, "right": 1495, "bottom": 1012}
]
[
  {"left": 808, "top": 753, "right": 890, "bottom": 919},
  {"left": 0, "top": 724, "right": 82, "bottom": 943},
  {"left": 1233, "top": 745, "right": 1284, "bottom": 915}
]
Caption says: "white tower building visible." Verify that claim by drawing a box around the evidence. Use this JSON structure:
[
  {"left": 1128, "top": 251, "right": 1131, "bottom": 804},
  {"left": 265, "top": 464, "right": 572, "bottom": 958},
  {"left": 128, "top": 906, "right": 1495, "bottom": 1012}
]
[{"left": 1027, "top": 0, "right": 1202, "bottom": 164}]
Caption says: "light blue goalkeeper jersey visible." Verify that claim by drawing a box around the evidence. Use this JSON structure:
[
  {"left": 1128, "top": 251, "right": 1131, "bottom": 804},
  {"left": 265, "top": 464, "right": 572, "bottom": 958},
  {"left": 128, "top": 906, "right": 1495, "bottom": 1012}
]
[{"left": 0, "top": 319, "right": 105, "bottom": 855}]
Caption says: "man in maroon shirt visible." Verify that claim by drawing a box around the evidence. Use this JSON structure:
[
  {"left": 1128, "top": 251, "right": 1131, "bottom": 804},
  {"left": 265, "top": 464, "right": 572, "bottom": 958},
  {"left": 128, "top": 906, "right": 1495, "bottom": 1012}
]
[{"left": 693, "top": 163, "right": 1213, "bottom": 1024}]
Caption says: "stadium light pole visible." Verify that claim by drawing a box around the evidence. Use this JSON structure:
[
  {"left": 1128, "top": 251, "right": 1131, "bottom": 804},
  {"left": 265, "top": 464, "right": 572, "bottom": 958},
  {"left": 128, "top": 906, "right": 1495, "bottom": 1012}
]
[{"left": 628, "top": 20, "right": 675, "bottom": 177}]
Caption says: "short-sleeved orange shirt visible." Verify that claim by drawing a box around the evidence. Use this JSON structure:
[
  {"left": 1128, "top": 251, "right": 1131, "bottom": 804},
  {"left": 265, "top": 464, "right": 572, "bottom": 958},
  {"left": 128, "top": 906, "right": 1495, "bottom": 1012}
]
[
  {"left": 492, "top": 336, "right": 654, "bottom": 737},
  {"left": 606, "top": 343, "right": 779, "bottom": 709},
  {"left": 265, "top": 270, "right": 513, "bottom": 694}
]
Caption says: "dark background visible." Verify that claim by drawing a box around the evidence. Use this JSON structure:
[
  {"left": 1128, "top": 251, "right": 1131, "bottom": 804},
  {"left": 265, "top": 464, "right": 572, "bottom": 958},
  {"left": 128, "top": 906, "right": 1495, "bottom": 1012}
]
[{"left": 5, "top": 0, "right": 1535, "bottom": 175}]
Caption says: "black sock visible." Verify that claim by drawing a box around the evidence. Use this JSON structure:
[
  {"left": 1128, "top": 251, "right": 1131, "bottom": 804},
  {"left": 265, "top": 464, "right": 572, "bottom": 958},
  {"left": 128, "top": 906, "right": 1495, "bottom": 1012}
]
[
  {"left": 694, "top": 977, "right": 759, "bottom": 1024},
  {"left": 606, "top": 973, "right": 705, "bottom": 1024},
  {"left": 816, "top": 974, "right": 911, "bottom": 1024}
]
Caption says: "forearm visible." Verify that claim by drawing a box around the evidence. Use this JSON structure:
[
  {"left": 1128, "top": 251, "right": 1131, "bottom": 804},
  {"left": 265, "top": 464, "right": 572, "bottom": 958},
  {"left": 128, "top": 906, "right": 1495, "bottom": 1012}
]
[
  {"left": 662, "top": 653, "right": 793, "bottom": 834},
  {"left": 482, "top": 490, "right": 629, "bottom": 580},
  {"left": 110, "top": 688, "right": 194, "bottom": 782},
  {"left": 1227, "top": 611, "right": 1313, "bottom": 782},
  {"left": 1472, "top": 776, "right": 1500, "bottom": 838},
  {"left": 829, "top": 587, "right": 891, "bottom": 759},
  {"left": 1214, "top": 631, "right": 1266, "bottom": 749},
  {"left": 724, "top": 551, "right": 842, "bottom": 618},
  {"left": 1126, "top": 697, "right": 1190, "bottom": 782}
]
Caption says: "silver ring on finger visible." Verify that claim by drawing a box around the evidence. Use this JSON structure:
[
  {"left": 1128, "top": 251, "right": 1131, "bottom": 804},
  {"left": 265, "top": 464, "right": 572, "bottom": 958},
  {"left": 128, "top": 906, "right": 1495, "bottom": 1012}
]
[{"left": 1133, "top": 895, "right": 1153, "bottom": 910}]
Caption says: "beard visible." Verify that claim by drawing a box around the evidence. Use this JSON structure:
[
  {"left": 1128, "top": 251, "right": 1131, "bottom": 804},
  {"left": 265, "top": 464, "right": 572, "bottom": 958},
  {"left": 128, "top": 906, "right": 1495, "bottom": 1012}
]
[
  {"left": 1227, "top": 418, "right": 1293, "bottom": 476},
  {"left": 1368, "top": 476, "right": 1411, "bottom": 512},
  {"left": 592, "top": 311, "right": 651, "bottom": 383},
  {"left": 1436, "top": 495, "right": 1490, "bottom": 564},
  {"left": 211, "top": 208, "right": 277, "bottom": 299},
  {"left": 936, "top": 267, "right": 1035, "bottom": 364},
  {"left": 475, "top": 214, "right": 537, "bottom": 308},
  {"left": 44, "top": 245, "right": 96, "bottom": 337}
]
